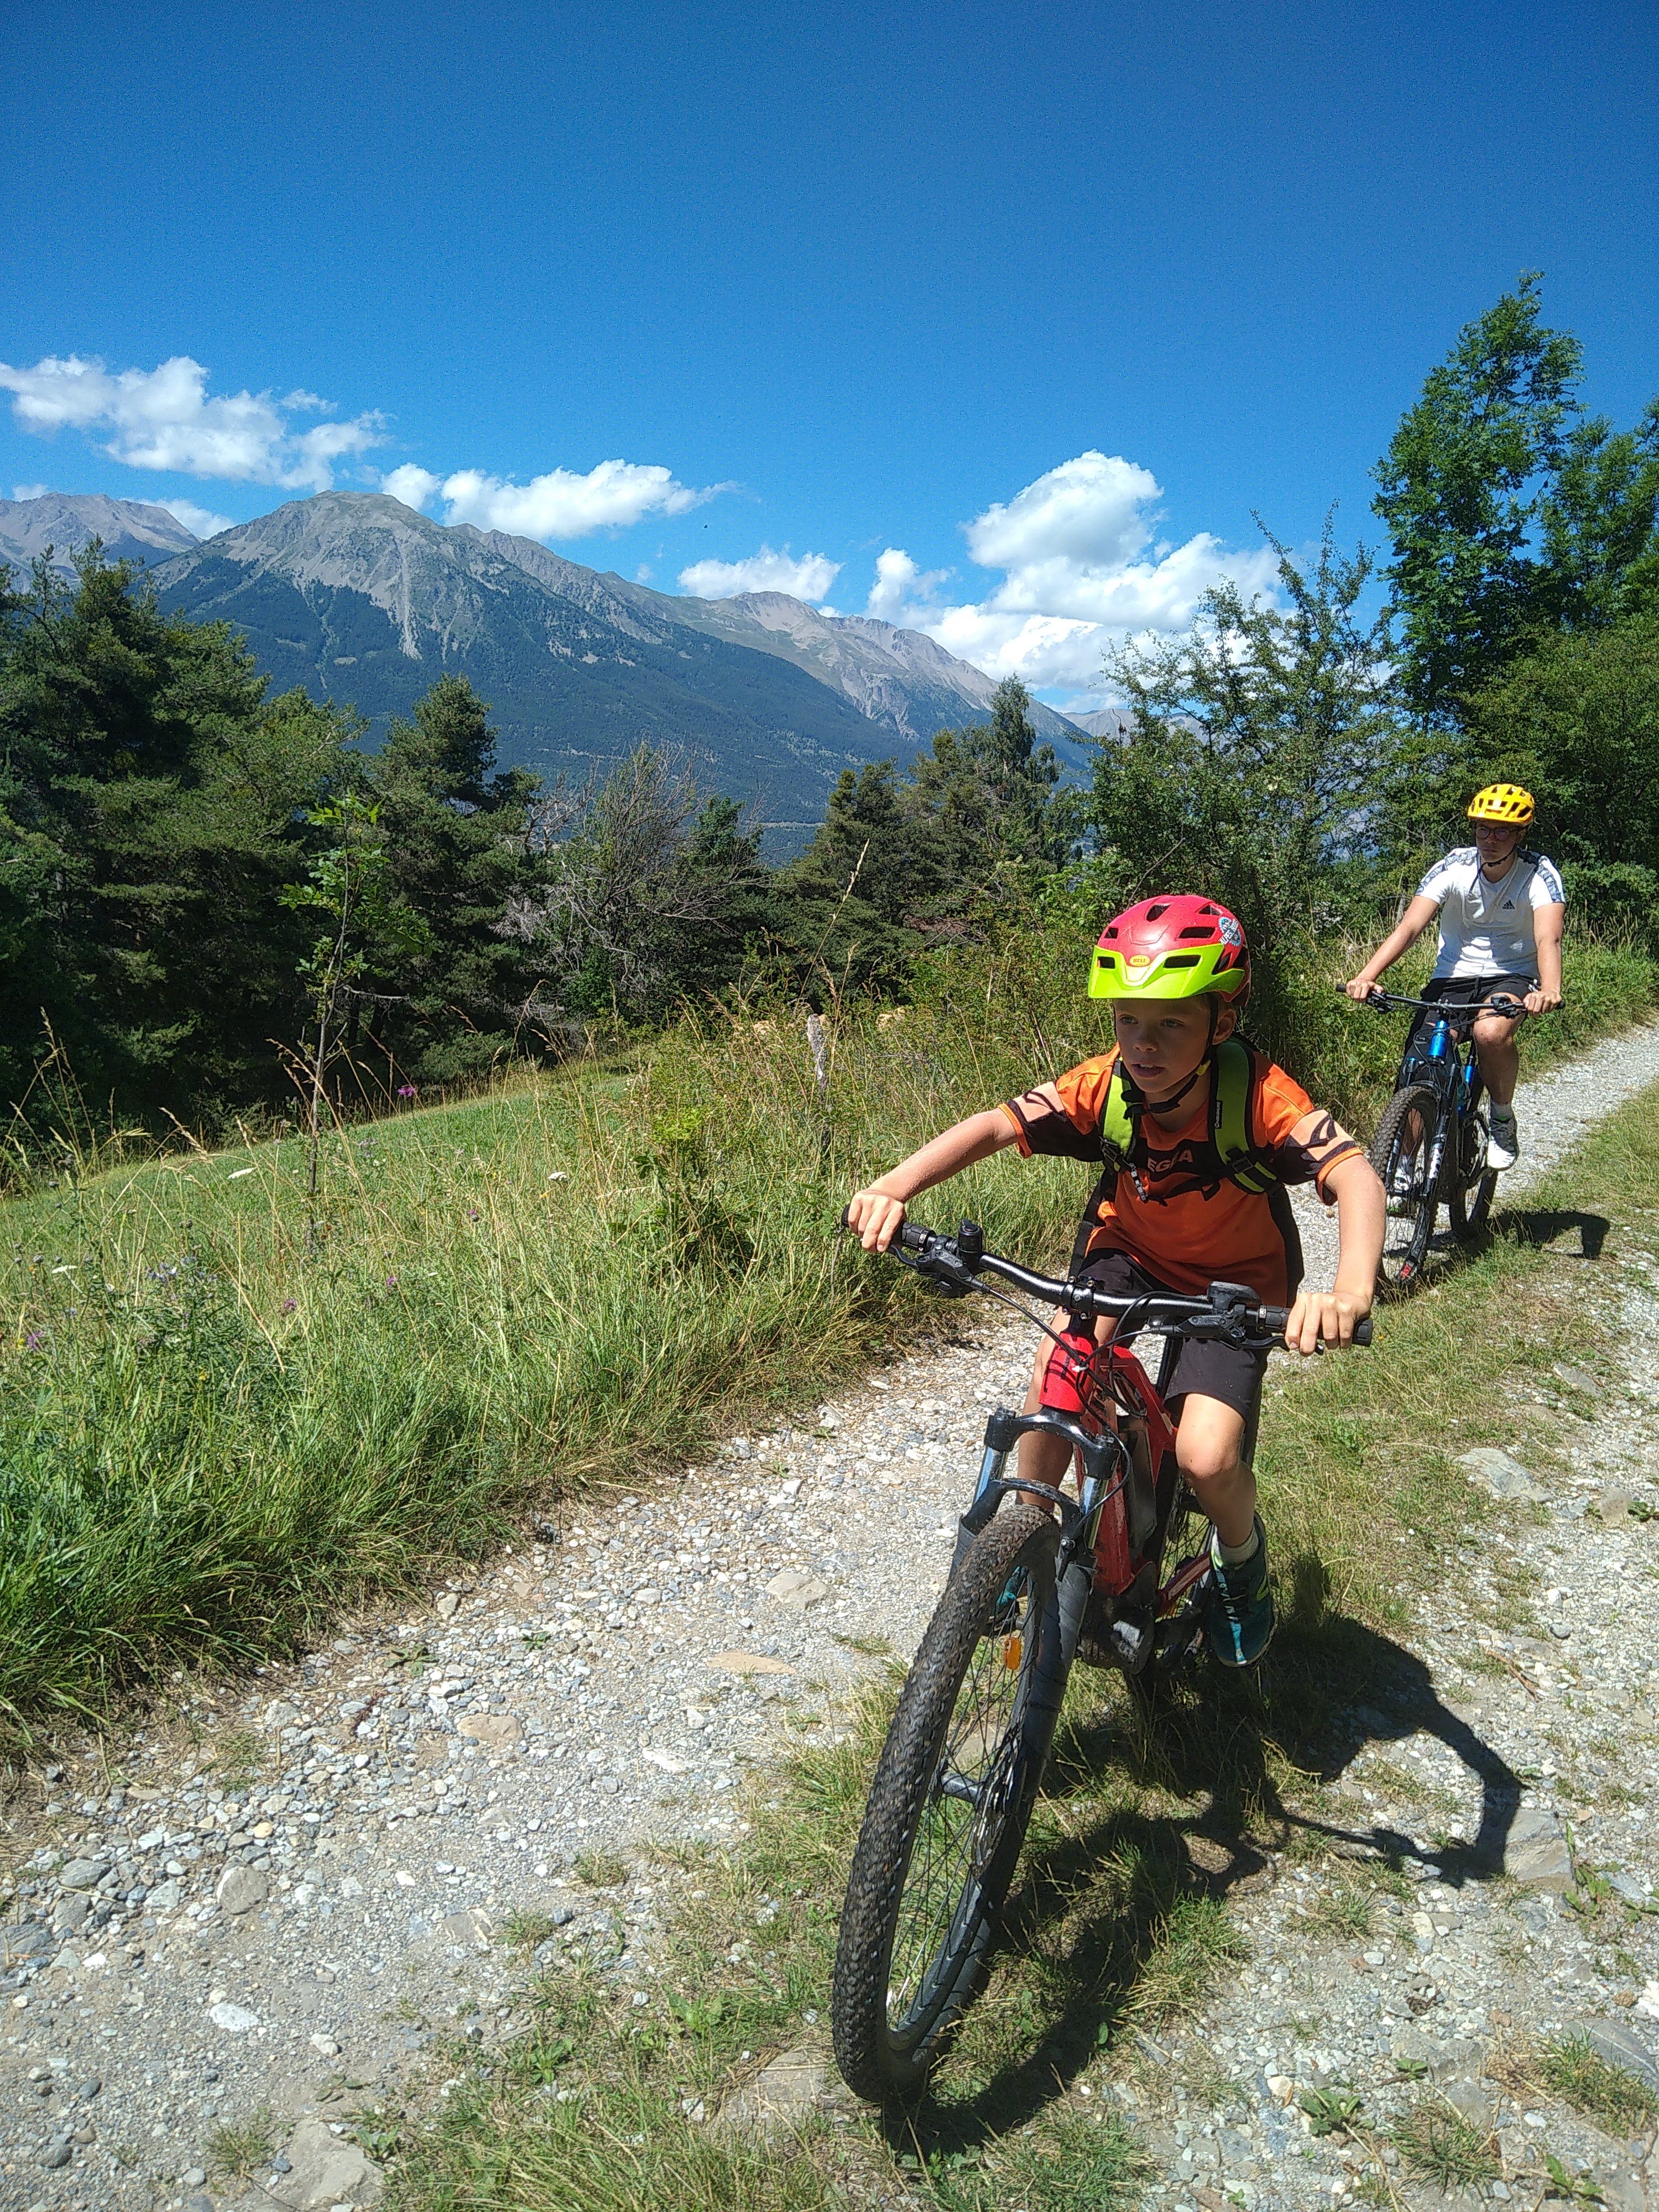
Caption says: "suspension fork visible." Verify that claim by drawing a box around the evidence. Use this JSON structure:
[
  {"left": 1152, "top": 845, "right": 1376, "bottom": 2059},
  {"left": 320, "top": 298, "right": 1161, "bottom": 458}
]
[{"left": 1422, "top": 1018, "right": 1459, "bottom": 1192}]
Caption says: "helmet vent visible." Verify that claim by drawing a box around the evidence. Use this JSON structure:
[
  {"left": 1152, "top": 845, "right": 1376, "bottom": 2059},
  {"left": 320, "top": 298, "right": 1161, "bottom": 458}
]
[
  {"left": 1145, "top": 902, "right": 1167, "bottom": 920},
  {"left": 1177, "top": 924, "right": 1214, "bottom": 938},
  {"left": 1162, "top": 953, "right": 1199, "bottom": 968}
]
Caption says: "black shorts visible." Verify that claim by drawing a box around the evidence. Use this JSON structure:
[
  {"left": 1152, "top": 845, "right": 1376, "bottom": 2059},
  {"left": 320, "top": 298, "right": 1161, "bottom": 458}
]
[
  {"left": 1404, "top": 973, "right": 1533, "bottom": 1063},
  {"left": 1072, "top": 1248, "right": 1267, "bottom": 1454}
]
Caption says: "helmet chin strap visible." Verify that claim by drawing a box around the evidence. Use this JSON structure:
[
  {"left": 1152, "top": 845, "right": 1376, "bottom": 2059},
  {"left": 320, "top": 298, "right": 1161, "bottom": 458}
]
[
  {"left": 1122, "top": 995, "right": 1224, "bottom": 1122},
  {"left": 1119, "top": 1050, "right": 1209, "bottom": 1124}
]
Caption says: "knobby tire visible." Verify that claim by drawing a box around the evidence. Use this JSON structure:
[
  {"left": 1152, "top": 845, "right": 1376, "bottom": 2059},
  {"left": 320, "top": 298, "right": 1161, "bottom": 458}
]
[
  {"left": 831, "top": 1502, "right": 1066, "bottom": 2103},
  {"left": 1129, "top": 1477, "right": 1210, "bottom": 1706},
  {"left": 1448, "top": 1109, "right": 1497, "bottom": 1238},
  {"left": 1371, "top": 1082, "right": 1441, "bottom": 1285}
]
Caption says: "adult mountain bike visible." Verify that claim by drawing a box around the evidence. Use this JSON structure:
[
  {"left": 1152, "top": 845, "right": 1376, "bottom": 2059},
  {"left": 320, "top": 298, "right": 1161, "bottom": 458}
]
[
  {"left": 1353, "top": 988, "right": 1524, "bottom": 1286},
  {"left": 828, "top": 1219, "right": 1371, "bottom": 2103}
]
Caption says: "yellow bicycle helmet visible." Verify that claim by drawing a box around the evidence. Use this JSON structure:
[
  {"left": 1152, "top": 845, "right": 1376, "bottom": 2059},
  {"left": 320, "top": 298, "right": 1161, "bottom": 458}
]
[{"left": 1468, "top": 782, "right": 1535, "bottom": 826}]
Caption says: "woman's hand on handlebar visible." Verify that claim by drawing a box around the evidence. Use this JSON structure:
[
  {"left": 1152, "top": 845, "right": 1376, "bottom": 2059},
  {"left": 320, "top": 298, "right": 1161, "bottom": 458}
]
[
  {"left": 1282, "top": 1288, "right": 1371, "bottom": 1356},
  {"left": 845, "top": 1186, "right": 908, "bottom": 1253}
]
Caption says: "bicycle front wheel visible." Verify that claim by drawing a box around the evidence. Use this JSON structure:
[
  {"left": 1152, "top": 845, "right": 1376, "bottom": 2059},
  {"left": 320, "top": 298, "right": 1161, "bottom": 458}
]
[
  {"left": 1370, "top": 1082, "right": 1441, "bottom": 1285},
  {"left": 831, "top": 1502, "right": 1065, "bottom": 2102}
]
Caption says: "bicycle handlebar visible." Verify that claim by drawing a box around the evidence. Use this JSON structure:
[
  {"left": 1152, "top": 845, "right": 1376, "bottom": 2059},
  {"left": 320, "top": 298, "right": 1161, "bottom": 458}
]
[
  {"left": 878, "top": 1218, "right": 1371, "bottom": 1349},
  {"left": 1339, "top": 984, "right": 1528, "bottom": 1018}
]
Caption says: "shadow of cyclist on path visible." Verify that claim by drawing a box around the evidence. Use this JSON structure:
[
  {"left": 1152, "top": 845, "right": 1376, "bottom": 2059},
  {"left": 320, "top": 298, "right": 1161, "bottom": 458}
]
[
  {"left": 1498, "top": 1205, "right": 1609, "bottom": 1260},
  {"left": 891, "top": 1548, "right": 1523, "bottom": 2155}
]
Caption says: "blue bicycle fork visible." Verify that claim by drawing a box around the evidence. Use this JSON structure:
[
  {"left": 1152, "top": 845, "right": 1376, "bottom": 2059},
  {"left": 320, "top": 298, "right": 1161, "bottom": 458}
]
[{"left": 1422, "top": 1018, "right": 1455, "bottom": 1191}]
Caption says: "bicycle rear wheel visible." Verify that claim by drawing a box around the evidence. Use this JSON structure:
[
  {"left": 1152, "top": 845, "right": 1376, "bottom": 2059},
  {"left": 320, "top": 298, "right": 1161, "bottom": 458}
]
[
  {"left": 831, "top": 1502, "right": 1065, "bottom": 2101},
  {"left": 1449, "top": 1109, "right": 1496, "bottom": 1238},
  {"left": 1130, "top": 1477, "right": 1211, "bottom": 1703},
  {"left": 1370, "top": 1082, "right": 1441, "bottom": 1285}
]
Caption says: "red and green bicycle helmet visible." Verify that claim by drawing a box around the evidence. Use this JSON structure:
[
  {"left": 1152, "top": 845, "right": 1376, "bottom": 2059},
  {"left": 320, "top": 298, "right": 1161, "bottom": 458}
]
[{"left": 1087, "top": 895, "right": 1250, "bottom": 1002}]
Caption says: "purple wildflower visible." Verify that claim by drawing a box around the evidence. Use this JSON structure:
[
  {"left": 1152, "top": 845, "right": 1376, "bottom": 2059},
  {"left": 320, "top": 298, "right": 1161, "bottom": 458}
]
[
  {"left": 281, "top": 1298, "right": 297, "bottom": 1312},
  {"left": 397, "top": 1084, "right": 418, "bottom": 1099},
  {"left": 24, "top": 1329, "right": 44, "bottom": 1350},
  {"left": 385, "top": 1274, "right": 399, "bottom": 1290}
]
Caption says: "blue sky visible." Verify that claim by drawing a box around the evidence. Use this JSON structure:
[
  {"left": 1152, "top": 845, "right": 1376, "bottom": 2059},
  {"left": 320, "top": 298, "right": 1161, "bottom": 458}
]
[{"left": 4, "top": 0, "right": 1655, "bottom": 705}]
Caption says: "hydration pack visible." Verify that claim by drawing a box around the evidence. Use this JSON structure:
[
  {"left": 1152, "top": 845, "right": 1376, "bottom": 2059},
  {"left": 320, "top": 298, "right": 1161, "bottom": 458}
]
[{"left": 1097, "top": 1037, "right": 1279, "bottom": 1201}]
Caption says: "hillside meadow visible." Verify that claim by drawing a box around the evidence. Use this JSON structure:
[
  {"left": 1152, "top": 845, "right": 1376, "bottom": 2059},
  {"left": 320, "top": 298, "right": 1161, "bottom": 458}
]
[{"left": 1, "top": 925, "right": 1653, "bottom": 1745}]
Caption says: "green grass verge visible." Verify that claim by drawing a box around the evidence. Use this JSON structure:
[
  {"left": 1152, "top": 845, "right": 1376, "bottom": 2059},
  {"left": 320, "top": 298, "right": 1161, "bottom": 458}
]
[
  {"left": 1534, "top": 2033, "right": 1659, "bottom": 2135},
  {"left": 391, "top": 1083, "right": 1659, "bottom": 2211},
  {"left": 0, "top": 929, "right": 1651, "bottom": 1744},
  {"left": 1390, "top": 2095, "right": 1501, "bottom": 2189}
]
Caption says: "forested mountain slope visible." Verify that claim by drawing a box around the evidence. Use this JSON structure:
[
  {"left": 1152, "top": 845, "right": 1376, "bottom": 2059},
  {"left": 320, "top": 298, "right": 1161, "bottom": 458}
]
[{"left": 136, "top": 492, "right": 1080, "bottom": 817}]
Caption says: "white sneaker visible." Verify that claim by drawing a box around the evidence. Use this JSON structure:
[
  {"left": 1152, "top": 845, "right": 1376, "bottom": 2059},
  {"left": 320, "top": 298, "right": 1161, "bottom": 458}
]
[{"left": 1488, "top": 1108, "right": 1519, "bottom": 1170}]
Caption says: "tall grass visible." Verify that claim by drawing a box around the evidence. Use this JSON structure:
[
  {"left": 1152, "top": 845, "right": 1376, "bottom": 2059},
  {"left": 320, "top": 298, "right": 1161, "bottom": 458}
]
[{"left": 1, "top": 926, "right": 1652, "bottom": 1742}]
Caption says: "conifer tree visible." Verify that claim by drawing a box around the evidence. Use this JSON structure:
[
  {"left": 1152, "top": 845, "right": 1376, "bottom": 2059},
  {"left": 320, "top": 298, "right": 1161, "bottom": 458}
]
[{"left": 362, "top": 675, "right": 543, "bottom": 1084}]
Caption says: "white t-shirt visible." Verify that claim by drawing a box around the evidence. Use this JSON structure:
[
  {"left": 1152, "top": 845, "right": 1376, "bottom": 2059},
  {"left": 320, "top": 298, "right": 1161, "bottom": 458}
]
[{"left": 1416, "top": 847, "right": 1566, "bottom": 982}]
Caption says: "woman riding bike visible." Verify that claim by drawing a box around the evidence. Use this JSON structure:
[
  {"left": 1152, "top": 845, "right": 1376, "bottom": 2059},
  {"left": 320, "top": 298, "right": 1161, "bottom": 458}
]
[{"left": 1344, "top": 784, "right": 1565, "bottom": 1170}]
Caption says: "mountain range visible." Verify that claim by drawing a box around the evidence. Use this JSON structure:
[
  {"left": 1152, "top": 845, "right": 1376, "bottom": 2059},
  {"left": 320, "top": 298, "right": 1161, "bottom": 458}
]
[
  {"left": 0, "top": 491, "right": 198, "bottom": 573},
  {"left": 1, "top": 491, "right": 1089, "bottom": 830}
]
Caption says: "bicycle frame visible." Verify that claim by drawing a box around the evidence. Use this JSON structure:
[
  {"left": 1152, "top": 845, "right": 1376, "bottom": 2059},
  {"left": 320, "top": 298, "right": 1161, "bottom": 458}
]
[
  {"left": 879, "top": 1220, "right": 1366, "bottom": 1674},
  {"left": 951, "top": 1331, "right": 1191, "bottom": 1676},
  {"left": 1404, "top": 1011, "right": 1484, "bottom": 1201}
]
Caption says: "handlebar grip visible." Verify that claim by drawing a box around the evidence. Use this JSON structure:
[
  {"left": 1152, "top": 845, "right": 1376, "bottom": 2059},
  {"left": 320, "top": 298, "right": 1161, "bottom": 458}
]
[
  {"left": 1259, "top": 1306, "right": 1373, "bottom": 1345},
  {"left": 897, "top": 1221, "right": 931, "bottom": 1254}
]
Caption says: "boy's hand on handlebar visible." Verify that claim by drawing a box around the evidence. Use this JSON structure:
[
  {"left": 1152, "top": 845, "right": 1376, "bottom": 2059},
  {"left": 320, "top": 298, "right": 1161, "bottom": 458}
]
[
  {"left": 1523, "top": 985, "right": 1562, "bottom": 1015},
  {"left": 1282, "top": 1288, "right": 1371, "bottom": 1356},
  {"left": 846, "top": 1187, "right": 907, "bottom": 1253},
  {"left": 1343, "top": 976, "right": 1381, "bottom": 1003}
]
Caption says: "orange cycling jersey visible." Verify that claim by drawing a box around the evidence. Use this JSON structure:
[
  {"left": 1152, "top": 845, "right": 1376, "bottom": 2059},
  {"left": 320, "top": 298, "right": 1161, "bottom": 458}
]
[{"left": 1000, "top": 1044, "right": 1361, "bottom": 1306}]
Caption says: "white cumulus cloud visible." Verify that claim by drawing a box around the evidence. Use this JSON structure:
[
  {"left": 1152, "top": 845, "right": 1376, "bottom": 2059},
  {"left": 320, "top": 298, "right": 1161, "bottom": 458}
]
[
  {"left": 0, "top": 354, "right": 384, "bottom": 491},
  {"left": 380, "top": 464, "right": 443, "bottom": 510},
  {"left": 873, "top": 451, "right": 1279, "bottom": 695},
  {"left": 439, "top": 461, "right": 712, "bottom": 539},
  {"left": 159, "top": 498, "right": 235, "bottom": 540},
  {"left": 677, "top": 544, "right": 841, "bottom": 601},
  {"left": 379, "top": 457, "right": 718, "bottom": 542},
  {"left": 865, "top": 547, "right": 949, "bottom": 622},
  {"left": 11, "top": 483, "right": 48, "bottom": 502}
]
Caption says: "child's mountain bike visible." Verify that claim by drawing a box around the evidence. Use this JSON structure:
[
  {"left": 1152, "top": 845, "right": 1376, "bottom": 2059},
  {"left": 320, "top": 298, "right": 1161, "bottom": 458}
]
[
  {"left": 1353, "top": 987, "right": 1524, "bottom": 1285},
  {"left": 828, "top": 1219, "right": 1371, "bottom": 2102}
]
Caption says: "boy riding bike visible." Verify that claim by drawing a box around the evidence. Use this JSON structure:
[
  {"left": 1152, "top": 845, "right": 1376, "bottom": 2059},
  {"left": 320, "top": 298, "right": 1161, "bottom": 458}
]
[
  {"left": 1344, "top": 784, "right": 1565, "bottom": 1170},
  {"left": 847, "top": 896, "right": 1385, "bottom": 1668}
]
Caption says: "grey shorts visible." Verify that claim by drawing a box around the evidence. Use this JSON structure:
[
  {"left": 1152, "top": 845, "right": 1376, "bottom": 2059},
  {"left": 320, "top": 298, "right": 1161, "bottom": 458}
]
[{"left": 1074, "top": 1249, "right": 1267, "bottom": 1452}]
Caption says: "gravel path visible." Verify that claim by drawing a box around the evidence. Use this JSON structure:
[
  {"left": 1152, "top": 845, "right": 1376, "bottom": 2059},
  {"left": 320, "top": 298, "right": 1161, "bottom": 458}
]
[{"left": 2, "top": 1025, "right": 1657, "bottom": 2212}]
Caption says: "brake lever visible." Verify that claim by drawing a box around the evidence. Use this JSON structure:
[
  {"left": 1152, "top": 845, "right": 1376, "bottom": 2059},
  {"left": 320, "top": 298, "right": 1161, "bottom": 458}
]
[{"left": 878, "top": 1221, "right": 976, "bottom": 1299}]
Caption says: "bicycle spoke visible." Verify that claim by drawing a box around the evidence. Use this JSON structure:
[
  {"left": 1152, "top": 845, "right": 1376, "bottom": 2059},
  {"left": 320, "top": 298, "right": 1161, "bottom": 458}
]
[{"left": 883, "top": 1577, "right": 1034, "bottom": 2030}]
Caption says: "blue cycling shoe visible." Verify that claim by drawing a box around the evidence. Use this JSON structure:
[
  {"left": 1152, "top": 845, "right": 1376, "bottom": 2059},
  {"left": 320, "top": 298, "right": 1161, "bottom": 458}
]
[{"left": 1206, "top": 1516, "right": 1275, "bottom": 1668}]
